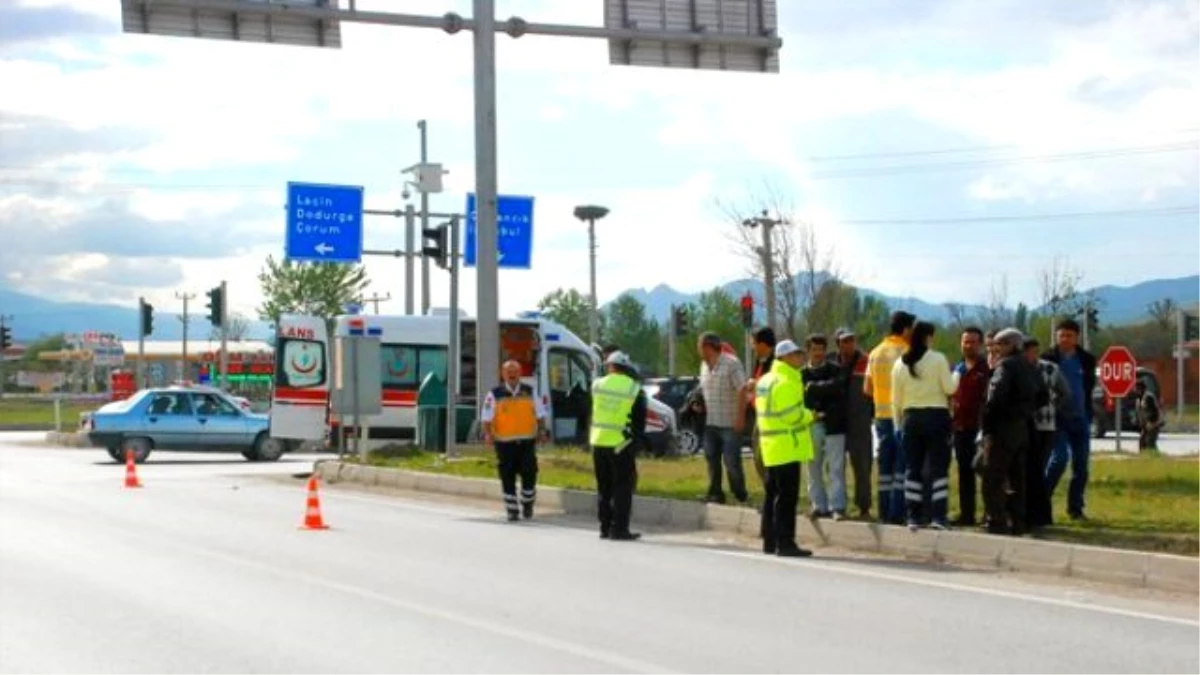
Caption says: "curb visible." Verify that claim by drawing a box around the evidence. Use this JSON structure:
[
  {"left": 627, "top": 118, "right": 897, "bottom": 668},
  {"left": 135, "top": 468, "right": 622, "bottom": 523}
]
[
  {"left": 44, "top": 431, "right": 90, "bottom": 448},
  {"left": 315, "top": 460, "right": 1199, "bottom": 595}
]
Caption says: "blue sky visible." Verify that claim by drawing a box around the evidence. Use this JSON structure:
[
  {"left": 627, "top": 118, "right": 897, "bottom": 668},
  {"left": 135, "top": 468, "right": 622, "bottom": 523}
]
[{"left": 0, "top": 0, "right": 1197, "bottom": 322}]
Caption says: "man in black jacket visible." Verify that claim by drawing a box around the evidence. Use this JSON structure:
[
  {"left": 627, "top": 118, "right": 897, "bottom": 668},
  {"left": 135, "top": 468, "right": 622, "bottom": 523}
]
[
  {"left": 982, "top": 329, "right": 1038, "bottom": 535},
  {"left": 802, "top": 334, "right": 850, "bottom": 520},
  {"left": 1040, "top": 318, "right": 1097, "bottom": 520},
  {"left": 834, "top": 328, "right": 874, "bottom": 519}
]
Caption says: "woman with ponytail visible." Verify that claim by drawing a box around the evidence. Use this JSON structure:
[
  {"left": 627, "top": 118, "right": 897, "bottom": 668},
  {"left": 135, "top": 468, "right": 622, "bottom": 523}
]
[{"left": 891, "top": 321, "right": 958, "bottom": 530}]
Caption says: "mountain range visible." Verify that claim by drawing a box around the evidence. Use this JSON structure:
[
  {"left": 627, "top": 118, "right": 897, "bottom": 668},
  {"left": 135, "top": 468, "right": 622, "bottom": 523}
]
[
  {"left": 1, "top": 274, "right": 1196, "bottom": 342},
  {"left": 605, "top": 274, "right": 1200, "bottom": 327}
]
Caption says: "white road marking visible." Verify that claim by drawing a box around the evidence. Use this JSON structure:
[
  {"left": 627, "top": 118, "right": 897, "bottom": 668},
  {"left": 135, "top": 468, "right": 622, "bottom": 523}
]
[{"left": 709, "top": 548, "right": 1200, "bottom": 628}]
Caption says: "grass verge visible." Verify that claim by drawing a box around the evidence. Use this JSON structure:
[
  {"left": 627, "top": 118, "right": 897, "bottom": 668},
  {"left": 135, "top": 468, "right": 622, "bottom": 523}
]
[
  {"left": 363, "top": 445, "right": 1199, "bottom": 557},
  {"left": 0, "top": 399, "right": 96, "bottom": 428}
]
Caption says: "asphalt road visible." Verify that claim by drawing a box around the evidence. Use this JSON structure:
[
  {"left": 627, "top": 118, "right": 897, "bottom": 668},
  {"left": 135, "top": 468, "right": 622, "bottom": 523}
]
[{"left": 1, "top": 433, "right": 1196, "bottom": 674}]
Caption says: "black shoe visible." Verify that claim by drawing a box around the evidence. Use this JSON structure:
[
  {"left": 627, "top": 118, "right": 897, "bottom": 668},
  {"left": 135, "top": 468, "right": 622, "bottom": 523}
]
[
  {"left": 522, "top": 503, "right": 534, "bottom": 519},
  {"left": 704, "top": 494, "right": 726, "bottom": 504},
  {"left": 610, "top": 531, "right": 642, "bottom": 541},
  {"left": 599, "top": 530, "right": 610, "bottom": 539},
  {"left": 763, "top": 542, "right": 777, "bottom": 554},
  {"left": 776, "top": 546, "right": 813, "bottom": 558},
  {"left": 1068, "top": 510, "right": 1088, "bottom": 521}
]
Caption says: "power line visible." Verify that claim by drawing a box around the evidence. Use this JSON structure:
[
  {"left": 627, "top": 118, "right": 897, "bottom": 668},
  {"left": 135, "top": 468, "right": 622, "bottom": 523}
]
[{"left": 839, "top": 205, "right": 1199, "bottom": 226}]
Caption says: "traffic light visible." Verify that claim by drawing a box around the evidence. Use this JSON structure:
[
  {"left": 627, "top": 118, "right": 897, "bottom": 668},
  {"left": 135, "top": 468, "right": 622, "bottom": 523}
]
[
  {"left": 422, "top": 224, "right": 449, "bottom": 270},
  {"left": 205, "top": 284, "right": 224, "bottom": 328},
  {"left": 672, "top": 305, "right": 689, "bottom": 338},
  {"left": 139, "top": 299, "right": 154, "bottom": 337},
  {"left": 1186, "top": 313, "right": 1200, "bottom": 342},
  {"left": 0, "top": 324, "right": 10, "bottom": 352},
  {"left": 1086, "top": 306, "right": 1100, "bottom": 334},
  {"left": 740, "top": 293, "right": 754, "bottom": 330}
]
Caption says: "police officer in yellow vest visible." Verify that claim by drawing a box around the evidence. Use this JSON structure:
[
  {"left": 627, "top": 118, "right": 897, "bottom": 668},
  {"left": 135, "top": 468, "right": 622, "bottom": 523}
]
[
  {"left": 756, "top": 340, "right": 816, "bottom": 557},
  {"left": 590, "top": 351, "right": 648, "bottom": 541},
  {"left": 482, "top": 360, "right": 549, "bottom": 521}
]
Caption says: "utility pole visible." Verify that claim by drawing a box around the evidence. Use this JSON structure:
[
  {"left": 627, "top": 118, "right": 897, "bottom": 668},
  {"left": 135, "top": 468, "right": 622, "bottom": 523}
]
[
  {"left": 743, "top": 210, "right": 781, "bottom": 330},
  {"left": 175, "top": 291, "right": 196, "bottom": 381},
  {"left": 362, "top": 291, "right": 392, "bottom": 315},
  {"left": 418, "top": 119, "right": 431, "bottom": 316},
  {"left": 573, "top": 205, "right": 610, "bottom": 346}
]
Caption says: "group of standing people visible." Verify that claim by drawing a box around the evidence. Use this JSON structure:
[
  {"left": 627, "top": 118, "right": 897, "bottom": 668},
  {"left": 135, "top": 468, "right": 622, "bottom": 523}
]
[{"left": 479, "top": 311, "right": 1109, "bottom": 550}]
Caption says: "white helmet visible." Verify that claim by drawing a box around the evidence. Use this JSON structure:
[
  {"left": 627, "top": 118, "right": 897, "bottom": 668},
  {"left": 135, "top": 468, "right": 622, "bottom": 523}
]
[{"left": 604, "top": 350, "right": 633, "bottom": 368}]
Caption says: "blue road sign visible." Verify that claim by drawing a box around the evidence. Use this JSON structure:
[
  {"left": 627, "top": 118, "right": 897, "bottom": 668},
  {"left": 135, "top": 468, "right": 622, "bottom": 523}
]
[
  {"left": 464, "top": 193, "right": 535, "bottom": 269},
  {"left": 285, "top": 182, "right": 365, "bottom": 264}
]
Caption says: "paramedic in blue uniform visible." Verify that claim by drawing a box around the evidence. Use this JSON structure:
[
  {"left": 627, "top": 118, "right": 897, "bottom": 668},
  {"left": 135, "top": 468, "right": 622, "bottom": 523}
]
[{"left": 481, "top": 360, "right": 549, "bottom": 521}]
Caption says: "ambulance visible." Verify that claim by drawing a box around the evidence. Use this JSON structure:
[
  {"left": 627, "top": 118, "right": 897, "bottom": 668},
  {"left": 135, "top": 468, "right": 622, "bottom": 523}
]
[{"left": 269, "top": 311, "right": 678, "bottom": 451}]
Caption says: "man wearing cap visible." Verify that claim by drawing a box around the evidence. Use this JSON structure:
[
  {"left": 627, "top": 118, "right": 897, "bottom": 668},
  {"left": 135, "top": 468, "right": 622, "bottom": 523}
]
[
  {"left": 590, "top": 350, "right": 648, "bottom": 541},
  {"left": 981, "top": 329, "right": 1038, "bottom": 535},
  {"left": 834, "top": 328, "right": 874, "bottom": 519},
  {"left": 755, "top": 339, "right": 815, "bottom": 557}
]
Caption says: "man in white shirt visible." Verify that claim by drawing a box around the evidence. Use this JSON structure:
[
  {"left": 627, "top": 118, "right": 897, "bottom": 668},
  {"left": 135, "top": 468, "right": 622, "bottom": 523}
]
[{"left": 481, "top": 360, "right": 549, "bottom": 521}]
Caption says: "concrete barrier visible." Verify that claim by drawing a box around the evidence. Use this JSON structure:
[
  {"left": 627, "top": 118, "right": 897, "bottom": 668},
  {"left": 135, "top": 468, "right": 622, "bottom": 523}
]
[{"left": 316, "top": 461, "right": 1198, "bottom": 594}]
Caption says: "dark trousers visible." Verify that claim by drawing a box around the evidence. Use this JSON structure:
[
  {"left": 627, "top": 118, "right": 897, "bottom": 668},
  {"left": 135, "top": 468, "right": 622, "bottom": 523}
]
[
  {"left": 982, "top": 424, "right": 1027, "bottom": 534},
  {"left": 1046, "top": 416, "right": 1090, "bottom": 517},
  {"left": 846, "top": 420, "right": 873, "bottom": 515},
  {"left": 761, "top": 461, "right": 801, "bottom": 550},
  {"left": 953, "top": 429, "right": 981, "bottom": 525},
  {"left": 1139, "top": 424, "right": 1161, "bottom": 450},
  {"left": 496, "top": 440, "right": 538, "bottom": 516},
  {"left": 703, "top": 426, "right": 748, "bottom": 503},
  {"left": 901, "top": 409, "right": 952, "bottom": 524},
  {"left": 1027, "top": 428, "right": 1055, "bottom": 528},
  {"left": 593, "top": 446, "right": 636, "bottom": 536}
]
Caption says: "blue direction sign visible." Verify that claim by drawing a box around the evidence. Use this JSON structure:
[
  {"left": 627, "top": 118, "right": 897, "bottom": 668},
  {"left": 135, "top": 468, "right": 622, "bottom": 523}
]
[
  {"left": 285, "top": 182, "right": 365, "bottom": 264},
  {"left": 464, "top": 193, "right": 535, "bottom": 269}
]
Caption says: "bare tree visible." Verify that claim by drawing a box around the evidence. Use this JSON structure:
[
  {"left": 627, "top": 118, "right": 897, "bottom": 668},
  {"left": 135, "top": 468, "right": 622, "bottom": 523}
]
[
  {"left": 1147, "top": 298, "right": 1179, "bottom": 331},
  {"left": 943, "top": 302, "right": 970, "bottom": 328},
  {"left": 1037, "top": 255, "right": 1084, "bottom": 322},
  {"left": 210, "top": 312, "right": 252, "bottom": 342},
  {"left": 977, "top": 275, "right": 1015, "bottom": 330}
]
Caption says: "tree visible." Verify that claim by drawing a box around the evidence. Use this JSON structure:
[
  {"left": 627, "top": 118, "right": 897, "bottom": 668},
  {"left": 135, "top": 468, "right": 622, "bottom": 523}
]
[
  {"left": 1037, "top": 255, "right": 1085, "bottom": 338},
  {"left": 943, "top": 302, "right": 971, "bottom": 328},
  {"left": 1014, "top": 303, "right": 1030, "bottom": 333},
  {"left": 1147, "top": 298, "right": 1179, "bottom": 331},
  {"left": 977, "top": 275, "right": 1015, "bottom": 331},
  {"left": 536, "top": 288, "right": 595, "bottom": 342},
  {"left": 18, "top": 333, "right": 68, "bottom": 374},
  {"left": 209, "top": 312, "right": 252, "bottom": 342},
  {"left": 673, "top": 287, "right": 747, "bottom": 375},
  {"left": 851, "top": 293, "right": 892, "bottom": 349},
  {"left": 603, "top": 294, "right": 663, "bottom": 375},
  {"left": 257, "top": 256, "right": 369, "bottom": 325},
  {"left": 807, "top": 278, "right": 857, "bottom": 338}
]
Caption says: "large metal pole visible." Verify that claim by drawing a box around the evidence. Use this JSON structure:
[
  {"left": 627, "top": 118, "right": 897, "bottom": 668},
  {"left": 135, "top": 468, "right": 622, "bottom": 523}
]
[
  {"left": 761, "top": 220, "right": 776, "bottom": 330},
  {"left": 667, "top": 305, "right": 676, "bottom": 377},
  {"left": 447, "top": 217, "right": 461, "bottom": 459},
  {"left": 588, "top": 217, "right": 599, "bottom": 345},
  {"left": 405, "top": 204, "right": 416, "bottom": 315},
  {"left": 1177, "top": 309, "right": 1186, "bottom": 420},
  {"left": 418, "top": 120, "right": 431, "bottom": 316},
  {"left": 472, "top": 0, "right": 500, "bottom": 412}
]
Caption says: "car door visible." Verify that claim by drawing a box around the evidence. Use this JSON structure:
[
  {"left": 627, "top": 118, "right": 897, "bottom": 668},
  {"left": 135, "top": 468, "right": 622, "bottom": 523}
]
[
  {"left": 190, "top": 392, "right": 250, "bottom": 449},
  {"left": 143, "top": 391, "right": 202, "bottom": 450},
  {"left": 546, "top": 348, "right": 592, "bottom": 445}
]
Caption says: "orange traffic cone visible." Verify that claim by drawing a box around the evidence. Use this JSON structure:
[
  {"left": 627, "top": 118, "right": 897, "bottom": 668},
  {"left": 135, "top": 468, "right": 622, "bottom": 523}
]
[
  {"left": 299, "top": 475, "right": 329, "bottom": 530},
  {"left": 124, "top": 448, "right": 142, "bottom": 489}
]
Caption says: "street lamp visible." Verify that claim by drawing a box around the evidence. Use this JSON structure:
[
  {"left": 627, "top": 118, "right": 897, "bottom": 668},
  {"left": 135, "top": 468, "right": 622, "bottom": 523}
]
[
  {"left": 742, "top": 210, "right": 784, "bottom": 330},
  {"left": 573, "top": 204, "right": 610, "bottom": 346}
]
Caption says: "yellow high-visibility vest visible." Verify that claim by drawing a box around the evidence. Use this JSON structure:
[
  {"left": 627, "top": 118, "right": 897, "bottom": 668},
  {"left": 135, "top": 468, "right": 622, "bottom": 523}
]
[
  {"left": 755, "top": 361, "right": 814, "bottom": 467},
  {"left": 589, "top": 373, "right": 640, "bottom": 451}
]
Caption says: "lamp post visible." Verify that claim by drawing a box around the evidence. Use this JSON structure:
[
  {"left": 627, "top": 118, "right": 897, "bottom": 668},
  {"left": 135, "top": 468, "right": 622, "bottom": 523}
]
[
  {"left": 742, "top": 210, "right": 783, "bottom": 330},
  {"left": 573, "top": 204, "right": 610, "bottom": 346}
]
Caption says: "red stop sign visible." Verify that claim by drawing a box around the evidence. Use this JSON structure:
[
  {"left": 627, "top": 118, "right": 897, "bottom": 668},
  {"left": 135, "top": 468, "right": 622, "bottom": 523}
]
[{"left": 1099, "top": 346, "right": 1137, "bottom": 398}]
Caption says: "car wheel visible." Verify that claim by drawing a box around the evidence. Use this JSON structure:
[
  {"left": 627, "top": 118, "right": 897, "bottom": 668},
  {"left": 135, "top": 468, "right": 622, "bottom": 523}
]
[
  {"left": 677, "top": 429, "right": 701, "bottom": 455},
  {"left": 249, "top": 433, "right": 284, "bottom": 462},
  {"left": 120, "top": 437, "right": 152, "bottom": 464},
  {"left": 106, "top": 447, "right": 123, "bottom": 463}
]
